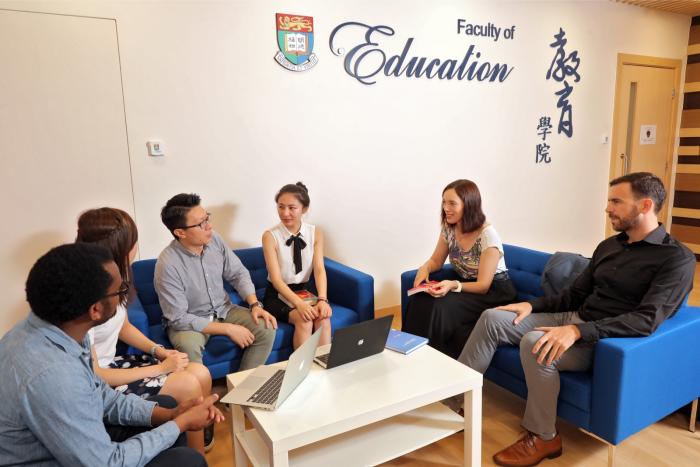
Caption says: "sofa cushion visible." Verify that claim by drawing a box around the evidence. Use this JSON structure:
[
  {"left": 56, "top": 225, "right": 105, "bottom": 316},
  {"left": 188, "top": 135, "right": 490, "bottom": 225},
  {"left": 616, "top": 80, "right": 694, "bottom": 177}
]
[
  {"left": 503, "top": 245, "right": 550, "bottom": 301},
  {"left": 132, "top": 259, "right": 158, "bottom": 308},
  {"left": 143, "top": 303, "right": 165, "bottom": 328},
  {"left": 234, "top": 247, "right": 269, "bottom": 290}
]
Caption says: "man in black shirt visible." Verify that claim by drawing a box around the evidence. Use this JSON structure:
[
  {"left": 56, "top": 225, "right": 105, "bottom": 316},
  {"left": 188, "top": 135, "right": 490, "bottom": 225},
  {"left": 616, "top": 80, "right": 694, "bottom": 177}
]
[{"left": 457, "top": 172, "right": 696, "bottom": 467}]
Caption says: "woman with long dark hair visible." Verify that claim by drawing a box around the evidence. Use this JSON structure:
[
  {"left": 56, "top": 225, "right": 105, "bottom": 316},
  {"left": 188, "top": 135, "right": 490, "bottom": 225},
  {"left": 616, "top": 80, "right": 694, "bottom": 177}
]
[
  {"left": 402, "top": 179, "right": 517, "bottom": 358},
  {"left": 76, "top": 207, "right": 214, "bottom": 453}
]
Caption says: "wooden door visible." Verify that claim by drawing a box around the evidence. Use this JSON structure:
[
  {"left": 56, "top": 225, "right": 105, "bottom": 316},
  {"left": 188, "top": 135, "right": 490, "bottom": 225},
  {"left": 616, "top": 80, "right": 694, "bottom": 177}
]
[{"left": 608, "top": 54, "right": 682, "bottom": 237}]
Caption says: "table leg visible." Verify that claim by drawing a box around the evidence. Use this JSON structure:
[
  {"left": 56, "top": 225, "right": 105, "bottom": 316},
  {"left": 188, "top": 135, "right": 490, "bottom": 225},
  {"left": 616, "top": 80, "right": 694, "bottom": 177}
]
[
  {"left": 463, "top": 387, "right": 482, "bottom": 467},
  {"left": 231, "top": 404, "right": 249, "bottom": 467},
  {"left": 270, "top": 449, "right": 289, "bottom": 467}
]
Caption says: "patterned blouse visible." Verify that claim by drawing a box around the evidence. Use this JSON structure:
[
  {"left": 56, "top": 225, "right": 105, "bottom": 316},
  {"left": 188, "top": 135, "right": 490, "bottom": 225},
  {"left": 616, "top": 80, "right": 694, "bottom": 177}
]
[{"left": 441, "top": 224, "right": 508, "bottom": 280}]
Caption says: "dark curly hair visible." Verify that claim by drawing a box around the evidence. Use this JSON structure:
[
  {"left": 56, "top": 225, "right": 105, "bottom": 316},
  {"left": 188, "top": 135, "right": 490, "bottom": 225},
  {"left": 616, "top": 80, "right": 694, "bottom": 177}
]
[
  {"left": 26, "top": 243, "right": 114, "bottom": 326},
  {"left": 275, "top": 182, "right": 310, "bottom": 208},
  {"left": 161, "top": 193, "right": 201, "bottom": 239},
  {"left": 76, "top": 207, "right": 137, "bottom": 306}
]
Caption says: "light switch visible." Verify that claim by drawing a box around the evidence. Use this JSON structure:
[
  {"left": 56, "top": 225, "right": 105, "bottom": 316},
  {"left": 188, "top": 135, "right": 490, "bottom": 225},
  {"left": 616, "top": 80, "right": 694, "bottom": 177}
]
[{"left": 147, "top": 140, "right": 165, "bottom": 156}]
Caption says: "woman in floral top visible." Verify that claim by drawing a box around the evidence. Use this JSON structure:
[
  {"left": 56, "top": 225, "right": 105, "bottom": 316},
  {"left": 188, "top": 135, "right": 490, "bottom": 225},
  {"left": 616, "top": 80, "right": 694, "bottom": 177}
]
[{"left": 403, "top": 179, "right": 517, "bottom": 358}]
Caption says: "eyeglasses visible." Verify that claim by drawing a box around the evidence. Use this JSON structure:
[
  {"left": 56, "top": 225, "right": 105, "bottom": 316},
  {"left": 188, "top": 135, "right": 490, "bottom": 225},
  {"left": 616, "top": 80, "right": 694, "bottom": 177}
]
[
  {"left": 181, "top": 213, "right": 212, "bottom": 230},
  {"left": 102, "top": 281, "right": 130, "bottom": 300}
]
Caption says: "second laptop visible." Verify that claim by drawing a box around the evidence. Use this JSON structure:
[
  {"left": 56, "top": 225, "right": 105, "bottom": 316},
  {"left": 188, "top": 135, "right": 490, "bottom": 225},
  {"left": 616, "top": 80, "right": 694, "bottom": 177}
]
[{"left": 314, "top": 315, "right": 393, "bottom": 369}]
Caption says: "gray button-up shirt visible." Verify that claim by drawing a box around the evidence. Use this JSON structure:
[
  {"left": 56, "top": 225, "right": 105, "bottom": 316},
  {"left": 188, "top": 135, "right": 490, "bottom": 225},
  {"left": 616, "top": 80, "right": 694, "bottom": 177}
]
[
  {"left": 0, "top": 313, "right": 180, "bottom": 466},
  {"left": 154, "top": 231, "right": 256, "bottom": 332}
]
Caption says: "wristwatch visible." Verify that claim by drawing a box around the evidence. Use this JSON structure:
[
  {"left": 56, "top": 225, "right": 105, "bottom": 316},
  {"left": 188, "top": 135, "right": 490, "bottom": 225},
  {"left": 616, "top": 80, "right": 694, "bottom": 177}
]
[
  {"left": 451, "top": 280, "right": 463, "bottom": 293},
  {"left": 249, "top": 301, "right": 263, "bottom": 311},
  {"left": 150, "top": 344, "right": 164, "bottom": 358}
]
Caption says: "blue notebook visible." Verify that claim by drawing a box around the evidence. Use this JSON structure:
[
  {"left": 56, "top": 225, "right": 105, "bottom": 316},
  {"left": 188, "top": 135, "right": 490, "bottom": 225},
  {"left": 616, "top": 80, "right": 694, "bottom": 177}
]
[{"left": 385, "top": 329, "right": 428, "bottom": 354}]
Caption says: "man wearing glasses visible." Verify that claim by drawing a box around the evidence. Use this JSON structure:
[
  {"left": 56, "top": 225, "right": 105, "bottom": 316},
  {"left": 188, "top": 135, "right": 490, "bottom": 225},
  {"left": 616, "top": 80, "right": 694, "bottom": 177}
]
[
  {"left": 0, "top": 243, "right": 221, "bottom": 466},
  {"left": 155, "top": 193, "right": 276, "bottom": 369}
]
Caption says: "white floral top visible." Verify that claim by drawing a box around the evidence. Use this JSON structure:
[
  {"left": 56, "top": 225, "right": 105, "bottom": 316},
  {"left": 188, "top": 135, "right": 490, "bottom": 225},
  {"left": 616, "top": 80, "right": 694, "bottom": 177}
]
[{"left": 441, "top": 224, "right": 508, "bottom": 280}]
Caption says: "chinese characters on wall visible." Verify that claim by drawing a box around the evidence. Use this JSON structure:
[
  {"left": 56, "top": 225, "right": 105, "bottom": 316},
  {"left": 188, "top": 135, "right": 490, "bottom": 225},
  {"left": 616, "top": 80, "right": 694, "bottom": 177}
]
[
  {"left": 536, "top": 27, "right": 581, "bottom": 164},
  {"left": 536, "top": 117, "right": 552, "bottom": 163}
]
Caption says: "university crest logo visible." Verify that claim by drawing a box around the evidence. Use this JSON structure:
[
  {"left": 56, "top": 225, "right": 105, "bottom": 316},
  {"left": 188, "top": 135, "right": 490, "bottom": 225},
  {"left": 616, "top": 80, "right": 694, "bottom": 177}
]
[{"left": 274, "top": 13, "right": 318, "bottom": 72}]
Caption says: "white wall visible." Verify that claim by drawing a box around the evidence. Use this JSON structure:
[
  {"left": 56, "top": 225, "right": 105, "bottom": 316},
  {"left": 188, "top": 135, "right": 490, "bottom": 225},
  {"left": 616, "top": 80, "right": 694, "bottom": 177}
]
[{"left": 0, "top": 0, "right": 690, "bottom": 334}]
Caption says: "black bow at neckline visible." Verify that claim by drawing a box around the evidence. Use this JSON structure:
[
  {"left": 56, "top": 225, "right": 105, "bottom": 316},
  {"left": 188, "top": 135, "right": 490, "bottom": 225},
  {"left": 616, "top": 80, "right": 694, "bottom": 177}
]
[{"left": 285, "top": 233, "right": 307, "bottom": 274}]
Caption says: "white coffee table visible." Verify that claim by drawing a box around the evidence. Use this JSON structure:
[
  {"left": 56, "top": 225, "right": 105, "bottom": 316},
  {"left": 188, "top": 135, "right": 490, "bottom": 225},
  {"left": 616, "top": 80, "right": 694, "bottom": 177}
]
[{"left": 226, "top": 345, "right": 482, "bottom": 467}]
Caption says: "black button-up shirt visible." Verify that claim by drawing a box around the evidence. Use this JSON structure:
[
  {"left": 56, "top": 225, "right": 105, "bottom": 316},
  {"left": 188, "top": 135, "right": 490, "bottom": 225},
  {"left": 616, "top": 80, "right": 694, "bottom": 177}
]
[{"left": 530, "top": 224, "right": 696, "bottom": 343}]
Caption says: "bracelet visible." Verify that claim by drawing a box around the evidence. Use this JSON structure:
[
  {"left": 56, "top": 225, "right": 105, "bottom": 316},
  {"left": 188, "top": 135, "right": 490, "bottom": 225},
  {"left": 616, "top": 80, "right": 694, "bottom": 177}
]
[
  {"left": 451, "top": 280, "right": 462, "bottom": 293},
  {"left": 317, "top": 297, "right": 329, "bottom": 303},
  {"left": 150, "top": 344, "right": 164, "bottom": 358},
  {"left": 248, "top": 301, "right": 263, "bottom": 311}
]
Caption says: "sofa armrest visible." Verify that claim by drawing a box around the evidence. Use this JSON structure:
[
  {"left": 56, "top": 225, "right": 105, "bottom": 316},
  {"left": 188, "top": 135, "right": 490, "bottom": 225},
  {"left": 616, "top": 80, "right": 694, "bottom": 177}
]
[
  {"left": 124, "top": 296, "right": 150, "bottom": 355},
  {"left": 590, "top": 305, "right": 700, "bottom": 444},
  {"left": 324, "top": 257, "right": 374, "bottom": 322},
  {"left": 400, "top": 264, "right": 459, "bottom": 320}
]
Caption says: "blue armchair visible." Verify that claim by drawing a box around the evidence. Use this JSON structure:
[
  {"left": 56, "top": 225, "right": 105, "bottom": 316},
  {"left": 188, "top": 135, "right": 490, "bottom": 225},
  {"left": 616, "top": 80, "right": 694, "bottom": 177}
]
[
  {"left": 401, "top": 244, "right": 700, "bottom": 463},
  {"left": 128, "top": 247, "right": 374, "bottom": 379}
]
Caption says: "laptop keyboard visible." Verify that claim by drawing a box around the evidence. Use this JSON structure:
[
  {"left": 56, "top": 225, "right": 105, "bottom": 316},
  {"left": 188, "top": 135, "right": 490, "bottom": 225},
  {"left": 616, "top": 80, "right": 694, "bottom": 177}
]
[
  {"left": 316, "top": 353, "right": 330, "bottom": 365},
  {"left": 247, "top": 369, "right": 285, "bottom": 405}
]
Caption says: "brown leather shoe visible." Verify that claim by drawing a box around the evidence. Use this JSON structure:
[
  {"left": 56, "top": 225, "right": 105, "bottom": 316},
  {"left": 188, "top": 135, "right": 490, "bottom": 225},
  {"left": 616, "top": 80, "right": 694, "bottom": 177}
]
[{"left": 493, "top": 432, "right": 562, "bottom": 467}]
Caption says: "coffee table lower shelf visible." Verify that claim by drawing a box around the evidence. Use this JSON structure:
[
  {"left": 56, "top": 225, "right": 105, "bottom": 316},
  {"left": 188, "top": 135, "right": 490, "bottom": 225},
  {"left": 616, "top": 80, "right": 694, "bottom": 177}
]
[{"left": 236, "top": 401, "right": 463, "bottom": 467}]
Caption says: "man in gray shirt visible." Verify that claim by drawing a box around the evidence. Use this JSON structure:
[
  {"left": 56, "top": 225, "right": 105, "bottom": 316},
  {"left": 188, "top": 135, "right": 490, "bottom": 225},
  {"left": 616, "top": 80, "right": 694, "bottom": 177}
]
[
  {"left": 0, "top": 243, "right": 222, "bottom": 467},
  {"left": 155, "top": 193, "right": 276, "bottom": 369}
]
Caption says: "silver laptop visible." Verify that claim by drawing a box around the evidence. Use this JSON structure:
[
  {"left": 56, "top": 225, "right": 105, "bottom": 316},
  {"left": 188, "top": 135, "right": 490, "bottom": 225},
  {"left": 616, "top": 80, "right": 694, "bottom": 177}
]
[
  {"left": 222, "top": 327, "right": 322, "bottom": 410},
  {"left": 314, "top": 315, "right": 393, "bottom": 369}
]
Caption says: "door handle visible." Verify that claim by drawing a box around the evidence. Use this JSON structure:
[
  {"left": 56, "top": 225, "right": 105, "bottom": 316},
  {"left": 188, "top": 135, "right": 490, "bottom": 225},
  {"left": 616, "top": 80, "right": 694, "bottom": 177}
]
[{"left": 620, "top": 153, "right": 629, "bottom": 174}]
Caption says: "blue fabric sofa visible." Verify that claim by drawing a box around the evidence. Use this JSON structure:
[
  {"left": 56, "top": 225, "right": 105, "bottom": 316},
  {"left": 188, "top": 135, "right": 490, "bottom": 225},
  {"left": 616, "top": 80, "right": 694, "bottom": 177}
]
[
  {"left": 127, "top": 247, "right": 374, "bottom": 379},
  {"left": 400, "top": 244, "right": 700, "bottom": 452}
]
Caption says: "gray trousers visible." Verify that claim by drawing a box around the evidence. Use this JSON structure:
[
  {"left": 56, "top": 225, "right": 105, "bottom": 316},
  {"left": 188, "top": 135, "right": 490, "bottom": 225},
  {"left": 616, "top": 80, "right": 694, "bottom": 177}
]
[
  {"left": 458, "top": 308, "right": 594, "bottom": 439},
  {"left": 168, "top": 305, "right": 276, "bottom": 371}
]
